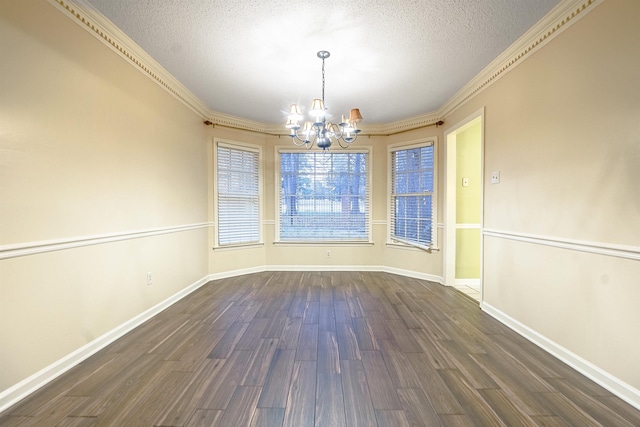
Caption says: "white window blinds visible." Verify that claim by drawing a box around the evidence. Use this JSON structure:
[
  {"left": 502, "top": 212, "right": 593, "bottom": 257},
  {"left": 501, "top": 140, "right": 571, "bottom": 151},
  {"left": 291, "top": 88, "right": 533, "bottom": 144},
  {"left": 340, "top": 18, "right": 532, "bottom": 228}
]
[
  {"left": 216, "top": 143, "right": 260, "bottom": 246},
  {"left": 279, "top": 151, "right": 369, "bottom": 242},
  {"left": 390, "top": 143, "right": 435, "bottom": 248}
]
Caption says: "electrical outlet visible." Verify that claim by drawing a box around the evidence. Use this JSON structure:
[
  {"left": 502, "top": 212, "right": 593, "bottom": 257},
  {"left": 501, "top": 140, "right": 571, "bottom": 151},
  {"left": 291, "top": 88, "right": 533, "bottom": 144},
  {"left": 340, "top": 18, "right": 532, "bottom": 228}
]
[
  {"left": 146, "top": 272, "right": 153, "bottom": 286},
  {"left": 326, "top": 250, "right": 331, "bottom": 258},
  {"left": 491, "top": 171, "right": 501, "bottom": 184}
]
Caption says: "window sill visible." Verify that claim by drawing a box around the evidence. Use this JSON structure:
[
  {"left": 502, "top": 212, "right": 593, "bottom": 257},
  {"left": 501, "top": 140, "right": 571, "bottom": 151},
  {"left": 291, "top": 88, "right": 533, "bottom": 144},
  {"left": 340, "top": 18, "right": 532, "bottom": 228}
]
[
  {"left": 273, "top": 241, "right": 374, "bottom": 247},
  {"left": 213, "top": 242, "right": 264, "bottom": 251},
  {"left": 386, "top": 242, "right": 439, "bottom": 253}
]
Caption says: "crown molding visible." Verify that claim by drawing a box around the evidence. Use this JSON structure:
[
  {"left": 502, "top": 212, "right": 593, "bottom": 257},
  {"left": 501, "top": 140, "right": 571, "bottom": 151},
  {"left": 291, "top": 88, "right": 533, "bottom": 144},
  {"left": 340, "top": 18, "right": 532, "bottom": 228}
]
[
  {"left": 50, "top": 0, "right": 602, "bottom": 135},
  {"left": 361, "top": 113, "right": 444, "bottom": 136},
  {"left": 438, "top": 0, "right": 603, "bottom": 118},
  {"left": 207, "top": 112, "right": 445, "bottom": 136},
  {"left": 48, "top": 0, "right": 211, "bottom": 119},
  {"left": 207, "top": 111, "right": 284, "bottom": 135}
]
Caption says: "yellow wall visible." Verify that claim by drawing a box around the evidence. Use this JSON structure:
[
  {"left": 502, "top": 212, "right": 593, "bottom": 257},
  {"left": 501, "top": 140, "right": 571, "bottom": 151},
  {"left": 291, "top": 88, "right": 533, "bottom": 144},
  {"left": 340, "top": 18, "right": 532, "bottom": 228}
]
[
  {"left": 455, "top": 122, "right": 481, "bottom": 224},
  {"left": 1, "top": 1, "right": 209, "bottom": 391},
  {"left": 455, "top": 228, "right": 481, "bottom": 279},
  {"left": 455, "top": 121, "right": 481, "bottom": 278},
  {"left": 444, "top": 0, "right": 640, "bottom": 392}
]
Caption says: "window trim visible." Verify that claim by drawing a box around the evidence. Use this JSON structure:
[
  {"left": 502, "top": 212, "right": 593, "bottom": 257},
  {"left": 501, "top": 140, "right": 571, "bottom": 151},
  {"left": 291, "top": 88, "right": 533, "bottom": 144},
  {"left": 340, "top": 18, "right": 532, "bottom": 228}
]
[
  {"left": 213, "top": 138, "right": 263, "bottom": 249},
  {"left": 387, "top": 138, "right": 438, "bottom": 251},
  {"left": 275, "top": 147, "right": 373, "bottom": 244}
]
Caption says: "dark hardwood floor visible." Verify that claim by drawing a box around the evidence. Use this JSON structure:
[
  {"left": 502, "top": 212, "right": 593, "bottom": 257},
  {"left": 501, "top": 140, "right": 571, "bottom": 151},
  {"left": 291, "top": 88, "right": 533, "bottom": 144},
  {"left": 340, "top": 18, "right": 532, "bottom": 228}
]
[{"left": 2, "top": 271, "right": 639, "bottom": 426}]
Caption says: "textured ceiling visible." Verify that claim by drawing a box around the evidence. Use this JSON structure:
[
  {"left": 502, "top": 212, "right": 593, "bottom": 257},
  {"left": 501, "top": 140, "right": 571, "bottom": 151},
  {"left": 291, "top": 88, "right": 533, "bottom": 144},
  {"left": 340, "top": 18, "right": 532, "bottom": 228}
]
[{"left": 81, "top": 0, "right": 561, "bottom": 125}]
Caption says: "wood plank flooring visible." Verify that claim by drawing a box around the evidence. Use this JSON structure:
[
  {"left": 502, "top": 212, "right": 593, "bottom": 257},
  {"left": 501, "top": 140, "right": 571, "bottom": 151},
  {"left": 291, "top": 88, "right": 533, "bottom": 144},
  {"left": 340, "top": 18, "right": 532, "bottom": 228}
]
[{"left": 2, "top": 271, "right": 639, "bottom": 426}]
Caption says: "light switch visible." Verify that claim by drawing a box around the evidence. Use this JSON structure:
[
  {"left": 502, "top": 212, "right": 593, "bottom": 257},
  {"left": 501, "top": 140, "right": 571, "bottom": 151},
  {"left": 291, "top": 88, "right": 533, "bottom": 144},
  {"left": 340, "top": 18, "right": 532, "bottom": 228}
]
[
  {"left": 491, "top": 171, "right": 500, "bottom": 184},
  {"left": 462, "top": 177, "right": 469, "bottom": 187}
]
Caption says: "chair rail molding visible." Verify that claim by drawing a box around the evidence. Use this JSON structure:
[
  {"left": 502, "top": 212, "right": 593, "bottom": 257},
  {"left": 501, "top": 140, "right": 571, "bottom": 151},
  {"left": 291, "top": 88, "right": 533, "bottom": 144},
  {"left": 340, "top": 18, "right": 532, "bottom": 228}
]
[
  {"left": 0, "top": 223, "right": 212, "bottom": 260},
  {"left": 483, "top": 228, "right": 640, "bottom": 262}
]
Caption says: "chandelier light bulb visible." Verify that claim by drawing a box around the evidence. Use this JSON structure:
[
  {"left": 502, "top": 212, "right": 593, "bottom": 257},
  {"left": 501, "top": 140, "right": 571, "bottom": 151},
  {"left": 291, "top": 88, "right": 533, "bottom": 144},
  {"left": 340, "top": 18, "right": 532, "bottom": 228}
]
[{"left": 285, "top": 118, "right": 300, "bottom": 130}]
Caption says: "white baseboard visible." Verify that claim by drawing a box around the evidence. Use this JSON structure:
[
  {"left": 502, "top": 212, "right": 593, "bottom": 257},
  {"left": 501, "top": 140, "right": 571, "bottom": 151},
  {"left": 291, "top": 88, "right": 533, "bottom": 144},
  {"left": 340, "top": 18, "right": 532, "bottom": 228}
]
[
  {"left": 454, "top": 279, "right": 481, "bottom": 288},
  {"left": 1, "top": 264, "right": 443, "bottom": 413},
  {"left": 207, "top": 266, "right": 267, "bottom": 281},
  {"left": 381, "top": 267, "right": 444, "bottom": 284},
  {"left": 481, "top": 302, "right": 640, "bottom": 411},
  {"left": 265, "top": 265, "right": 444, "bottom": 285},
  {"left": 264, "top": 265, "right": 379, "bottom": 272},
  {"left": 208, "top": 265, "right": 385, "bottom": 280},
  {"left": 17, "top": 268, "right": 639, "bottom": 417},
  {"left": 0, "top": 275, "right": 211, "bottom": 414}
]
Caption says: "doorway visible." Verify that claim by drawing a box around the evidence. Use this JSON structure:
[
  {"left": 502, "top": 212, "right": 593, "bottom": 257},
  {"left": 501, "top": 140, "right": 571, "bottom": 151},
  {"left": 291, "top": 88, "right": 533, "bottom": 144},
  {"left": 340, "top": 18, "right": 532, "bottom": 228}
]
[{"left": 444, "top": 110, "right": 484, "bottom": 301}]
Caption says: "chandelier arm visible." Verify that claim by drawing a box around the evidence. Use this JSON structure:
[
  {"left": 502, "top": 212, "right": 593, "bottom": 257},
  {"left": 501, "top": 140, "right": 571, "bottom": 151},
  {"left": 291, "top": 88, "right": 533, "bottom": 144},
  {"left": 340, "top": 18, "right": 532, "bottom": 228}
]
[
  {"left": 347, "top": 133, "right": 359, "bottom": 145},
  {"left": 291, "top": 136, "right": 307, "bottom": 147},
  {"left": 329, "top": 123, "right": 343, "bottom": 139},
  {"left": 291, "top": 130, "right": 313, "bottom": 146},
  {"left": 305, "top": 141, "right": 314, "bottom": 150},
  {"left": 303, "top": 130, "right": 318, "bottom": 149}
]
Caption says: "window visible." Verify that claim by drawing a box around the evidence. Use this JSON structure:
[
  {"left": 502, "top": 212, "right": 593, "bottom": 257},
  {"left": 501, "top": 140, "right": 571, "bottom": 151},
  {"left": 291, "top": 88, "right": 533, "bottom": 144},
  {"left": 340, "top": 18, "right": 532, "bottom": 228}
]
[
  {"left": 389, "top": 141, "right": 435, "bottom": 249},
  {"left": 278, "top": 150, "right": 370, "bottom": 242},
  {"left": 215, "top": 141, "right": 261, "bottom": 247}
]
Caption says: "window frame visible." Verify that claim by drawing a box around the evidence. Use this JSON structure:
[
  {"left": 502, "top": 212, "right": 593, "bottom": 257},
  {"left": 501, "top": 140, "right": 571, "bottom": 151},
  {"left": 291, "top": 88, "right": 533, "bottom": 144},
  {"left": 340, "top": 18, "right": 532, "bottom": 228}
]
[
  {"left": 213, "top": 139, "right": 263, "bottom": 249},
  {"left": 275, "top": 147, "right": 373, "bottom": 244},
  {"left": 387, "top": 138, "right": 437, "bottom": 251}
]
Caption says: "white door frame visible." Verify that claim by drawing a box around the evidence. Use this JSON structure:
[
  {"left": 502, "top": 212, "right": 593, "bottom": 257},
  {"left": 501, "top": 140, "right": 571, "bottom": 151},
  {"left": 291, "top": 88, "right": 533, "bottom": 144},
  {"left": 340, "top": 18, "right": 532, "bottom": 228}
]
[{"left": 443, "top": 108, "right": 485, "bottom": 300}]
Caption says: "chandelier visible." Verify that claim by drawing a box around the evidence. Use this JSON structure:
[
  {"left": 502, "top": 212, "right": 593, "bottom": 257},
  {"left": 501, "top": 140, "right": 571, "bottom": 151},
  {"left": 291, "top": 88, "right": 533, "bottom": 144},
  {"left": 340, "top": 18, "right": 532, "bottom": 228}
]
[{"left": 285, "top": 50, "right": 363, "bottom": 150}]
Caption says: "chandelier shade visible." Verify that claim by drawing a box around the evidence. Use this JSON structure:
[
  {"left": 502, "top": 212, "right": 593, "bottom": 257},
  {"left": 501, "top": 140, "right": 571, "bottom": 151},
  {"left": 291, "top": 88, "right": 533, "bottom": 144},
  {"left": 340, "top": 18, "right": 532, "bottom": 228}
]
[{"left": 285, "top": 51, "right": 363, "bottom": 150}]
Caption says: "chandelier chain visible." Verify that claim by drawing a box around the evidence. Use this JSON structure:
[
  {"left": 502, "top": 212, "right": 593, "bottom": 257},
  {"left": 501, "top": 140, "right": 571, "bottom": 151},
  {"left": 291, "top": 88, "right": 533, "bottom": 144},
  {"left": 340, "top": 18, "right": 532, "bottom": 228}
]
[{"left": 321, "top": 57, "right": 325, "bottom": 106}]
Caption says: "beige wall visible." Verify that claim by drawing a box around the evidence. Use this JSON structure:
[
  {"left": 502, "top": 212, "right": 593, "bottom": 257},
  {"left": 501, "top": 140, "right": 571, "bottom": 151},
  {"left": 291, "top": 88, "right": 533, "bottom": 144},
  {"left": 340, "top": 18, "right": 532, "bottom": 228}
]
[
  {"left": 384, "top": 129, "right": 444, "bottom": 277},
  {"left": 207, "top": 128, "right": 443, "bottom": 278},
  {"left": 206, "top": 127, "right": 269, "bottom": 274},
  {"left": 1, "top": 1, "right": 209, "bottom": 392},
  {"left": 444, "top": 0, "right": 640, "bottom": 391},
  {"left": 3, "top": 0, "right": 639, "bottom": 409}
]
